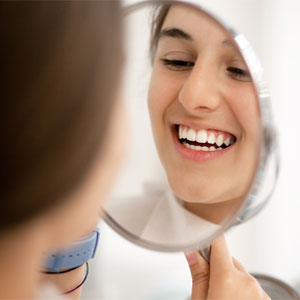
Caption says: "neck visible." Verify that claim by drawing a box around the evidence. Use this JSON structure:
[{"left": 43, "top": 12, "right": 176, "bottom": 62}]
[{"left": 0, "top": 223, "right": 46, "bottom": 299}]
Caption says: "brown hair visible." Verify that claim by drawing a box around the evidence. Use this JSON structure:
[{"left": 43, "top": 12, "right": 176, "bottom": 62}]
[
  {"left": 0, "top": 2, "right": 122, "bottom": 231},
  {"left": 150, "top": 3, "right": 171, "bottom": 64}
]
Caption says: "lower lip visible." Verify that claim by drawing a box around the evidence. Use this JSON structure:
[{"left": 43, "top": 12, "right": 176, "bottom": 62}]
[{"left": 172, "top": 130, "right": 234, "bottom": 162}]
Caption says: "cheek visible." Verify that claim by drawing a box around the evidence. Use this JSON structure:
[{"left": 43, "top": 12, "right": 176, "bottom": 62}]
[
  {"left": 148, "top": 69, "right": 167, "bottom": 129},
  {"left": 226, "top": 89, "right": 261, "bottom": 193},
  {"left": 148, "top": 67, "right": 182, "bottom": 126},
  {"left": 227, "top": 86, "right": 260, "bottom": 137}
]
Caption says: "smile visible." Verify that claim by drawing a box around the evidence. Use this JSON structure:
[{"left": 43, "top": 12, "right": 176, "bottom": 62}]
[
  {"left": 172, "top": 124, "right": 236, "bottom": 162},
  {"left": 177, "top": 125, "right": 236, "bottom": 151}
]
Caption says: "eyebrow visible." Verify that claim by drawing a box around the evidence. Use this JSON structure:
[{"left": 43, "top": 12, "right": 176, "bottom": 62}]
[
  {"left": 222, "top": 38, "right": 236, "bottom": 48},
  {"left": 159, "top": 27, "right": 238, "bottom": 50},
  {"left": 159, "top": 28, "right": 193, "bottom": 41}
]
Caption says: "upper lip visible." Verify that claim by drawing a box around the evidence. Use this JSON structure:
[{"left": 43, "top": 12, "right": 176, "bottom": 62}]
[{"left": 171, "top": 119, "right": 237, "bottom": 138}]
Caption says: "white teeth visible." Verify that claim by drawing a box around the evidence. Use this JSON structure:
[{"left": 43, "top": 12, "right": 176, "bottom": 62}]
[
  {"left": 182, "top": 127, "right": 188, "bottom": 139},
  {"left": 196, "top": 130, "right": 208, "bottom": 143},
  {"left": 179, "top": 125, "right": 235, "bottom": 149},
  {"left": 216, "top": 134, "right": 224, "bottom": 146},
  {"left": 187, "top": 128, "right": 196, "bottom": 141},
  {"left": 224, "top": 137, "right": 230, "bottom": 146},
  {"left": 183, "top": 142, "right": 190, "bottom": 149},
  {"left": 183, "top": 142, "right": 224, "bottom": 152},
  {"left": 207, "top": 133, "right": 216, "bottom": 144}
]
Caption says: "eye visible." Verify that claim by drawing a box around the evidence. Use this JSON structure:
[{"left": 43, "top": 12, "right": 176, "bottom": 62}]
[
  {"left": 227, "top": 67, "right": 251, "bottom": 82},
  {"left": 161, "top": 58, "right": 194, "bottom": 71}
]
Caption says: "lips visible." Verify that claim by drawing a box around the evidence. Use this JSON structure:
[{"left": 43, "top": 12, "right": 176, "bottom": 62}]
[
  {"left": 177, "top": 125, "right": 236, "bottom": 151},
  {"left": 171, "top": 124, "right": 236, "bottom": 162}
]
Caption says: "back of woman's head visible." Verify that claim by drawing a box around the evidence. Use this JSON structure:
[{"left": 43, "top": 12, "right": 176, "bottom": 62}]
[{"left": 0, "top": 1, "right": 122, "bottom": 232}]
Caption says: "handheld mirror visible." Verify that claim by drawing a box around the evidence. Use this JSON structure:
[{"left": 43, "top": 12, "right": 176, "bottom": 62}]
[{"left": 102, "top": 0, "right": 278, "bottom": 253}]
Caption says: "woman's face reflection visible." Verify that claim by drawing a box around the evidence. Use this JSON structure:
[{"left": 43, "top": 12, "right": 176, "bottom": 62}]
[{"left": 148, "top": 5, "right": 261, "bottom": 205}]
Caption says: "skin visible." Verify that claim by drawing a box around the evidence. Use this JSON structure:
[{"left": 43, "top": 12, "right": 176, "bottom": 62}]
[
  {"left": 185, "top": 235, "right": 270, "bottom": 300},
  {"left": 0, "top": 90, "right": 127, "bottom": 299},
  {"left": 148, "top": 5, "right": 262, "bottom": 217}
]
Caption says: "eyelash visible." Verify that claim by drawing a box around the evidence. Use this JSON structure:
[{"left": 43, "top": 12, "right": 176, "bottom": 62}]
[
  {"left": 161, "top": 59, "right": 251, "bottom": 82},
  {"left": 226, "top": 67, "right": 251, "bottom": 80},
  {"left": 161, "top": 59, "right": 194, "bottom": 71}
]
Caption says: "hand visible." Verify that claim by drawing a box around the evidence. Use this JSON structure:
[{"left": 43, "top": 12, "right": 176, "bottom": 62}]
[{"left": 185, "top": 235, "right": 270, "bottom": 300}]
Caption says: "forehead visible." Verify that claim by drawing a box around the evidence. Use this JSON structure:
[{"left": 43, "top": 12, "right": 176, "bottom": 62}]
[{"left": 161, "top": 4, "right": 235, "bottom": 49}]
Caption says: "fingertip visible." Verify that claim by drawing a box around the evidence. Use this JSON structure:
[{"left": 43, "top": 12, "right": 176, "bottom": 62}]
[
  {"left": 185, "top": 251, "right": 198, "bottom": 266},
  {"left": 210, "top": 234, "right": 234, "bottom": 270},
  {"left": 212, "top": 234, "right": 226, "bottom": 246},
  {"left": 185, "top": 251, "right": 209, "bottom": 269}
]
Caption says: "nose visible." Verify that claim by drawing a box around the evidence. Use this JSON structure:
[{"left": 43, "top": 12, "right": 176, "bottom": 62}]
[{"left": 178, "top": 60, "right": 222, "bottom": 113}]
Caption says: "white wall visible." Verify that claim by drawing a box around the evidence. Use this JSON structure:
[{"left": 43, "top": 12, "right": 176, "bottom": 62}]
[{"left": 82, "top": 0, "right": 300, "bottom": 298}]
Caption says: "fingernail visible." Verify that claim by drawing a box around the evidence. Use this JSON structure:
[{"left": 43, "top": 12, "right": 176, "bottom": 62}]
[{"left": 185, "top": 251, "right": 198, "bottom": 265}]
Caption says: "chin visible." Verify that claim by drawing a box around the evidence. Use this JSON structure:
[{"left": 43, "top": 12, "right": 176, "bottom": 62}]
[
  {"left": 168, "top": 181, "right": 209, "bottom": 203},
  {"left": 168, "top": 178, "right": 234, "bottom": 204}
]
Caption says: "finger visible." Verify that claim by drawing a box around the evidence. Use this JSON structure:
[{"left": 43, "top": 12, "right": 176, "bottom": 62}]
[
  {"left": 210, "top": 235, "right": 234, "bottom": 273},
  {"left": 185, "top": 251, "right": 209, "bottom": 300},
  {"left": 232, "top": 257, "right": 248, "bottom": 273}
]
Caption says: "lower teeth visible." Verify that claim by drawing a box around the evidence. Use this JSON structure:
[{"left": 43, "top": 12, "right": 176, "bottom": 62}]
[{"left": 182, "top": 142, "right": 223, "bottom": 151}]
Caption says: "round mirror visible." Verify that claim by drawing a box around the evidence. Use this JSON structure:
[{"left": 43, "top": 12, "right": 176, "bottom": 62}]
[{"left": 102, "top": 0, "right": 278, "bottom": 252}]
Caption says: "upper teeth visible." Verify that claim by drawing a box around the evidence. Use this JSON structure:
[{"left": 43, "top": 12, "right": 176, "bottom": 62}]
[{"left": 178, "top": 125, "right": 234, "bottom": 147}]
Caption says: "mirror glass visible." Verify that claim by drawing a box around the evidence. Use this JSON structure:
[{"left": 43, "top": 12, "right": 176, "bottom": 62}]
[{"left": 103, "top": 0, "right": 267, "bottom": 252}]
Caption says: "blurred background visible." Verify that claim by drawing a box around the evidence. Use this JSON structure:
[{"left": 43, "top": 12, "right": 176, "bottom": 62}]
[{"left": 82, "top": 0, "right": 300, "bottom": 298}]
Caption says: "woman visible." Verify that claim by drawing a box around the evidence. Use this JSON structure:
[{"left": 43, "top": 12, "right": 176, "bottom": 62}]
[
  {"left": 0, "top": 1, "right": 268, "bottom": 299},
  {"left": 149, "top": 3, "right": 262, "bottom": 223},
  {"left": 0, "top": 2, "right": 125, "bottom": 298},
  {"left": 148, "top": 3, "right": 269, "bottom": 299}
]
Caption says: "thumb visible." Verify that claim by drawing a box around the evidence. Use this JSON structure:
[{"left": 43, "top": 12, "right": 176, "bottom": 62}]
[{"left": 185, "top": 251, "right": 209, "bottom": 300}]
